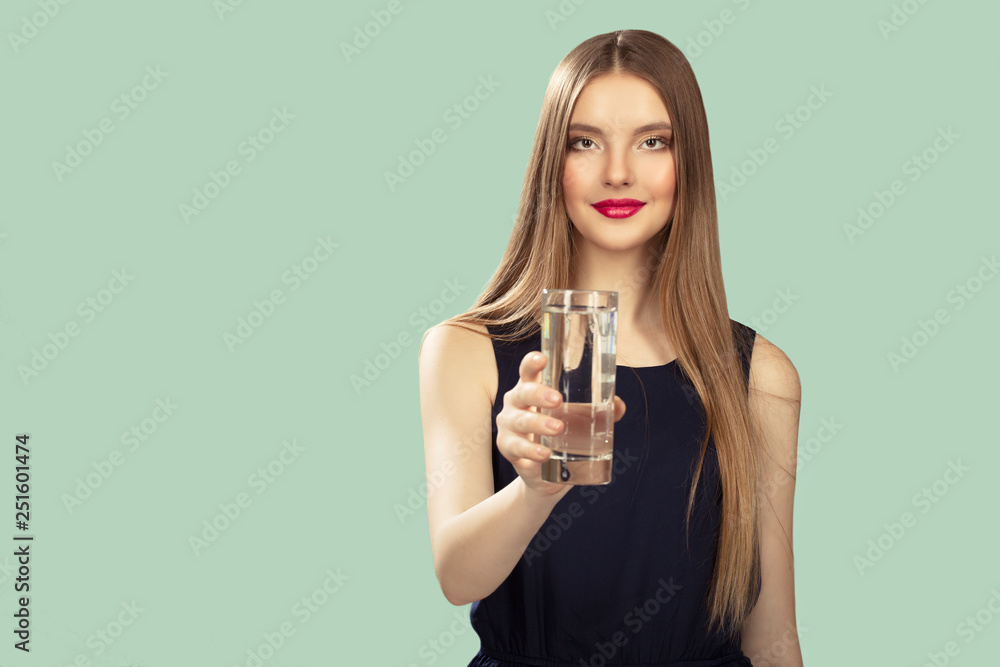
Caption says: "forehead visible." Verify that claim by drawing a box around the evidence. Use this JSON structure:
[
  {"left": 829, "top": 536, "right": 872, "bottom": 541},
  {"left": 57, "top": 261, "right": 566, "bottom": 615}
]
[{"left": 569, "top": 72, "right": 670, "bottom": 124}]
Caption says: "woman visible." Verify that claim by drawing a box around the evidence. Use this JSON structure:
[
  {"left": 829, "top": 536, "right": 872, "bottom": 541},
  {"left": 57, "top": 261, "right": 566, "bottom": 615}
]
[{"left": 418, "top": 29, "right": 803, "bottom": 667}]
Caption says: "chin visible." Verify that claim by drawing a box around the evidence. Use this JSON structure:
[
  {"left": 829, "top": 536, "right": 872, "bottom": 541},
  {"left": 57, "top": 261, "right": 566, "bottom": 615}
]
[{"left": 583, "top": 231, "right": 657, "bottom": 251}]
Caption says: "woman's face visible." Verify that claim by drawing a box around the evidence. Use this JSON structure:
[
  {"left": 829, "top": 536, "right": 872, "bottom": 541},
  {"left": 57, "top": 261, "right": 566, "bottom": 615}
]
[{"left": 562, "top": 71, "right": 677, "bottom": 253}]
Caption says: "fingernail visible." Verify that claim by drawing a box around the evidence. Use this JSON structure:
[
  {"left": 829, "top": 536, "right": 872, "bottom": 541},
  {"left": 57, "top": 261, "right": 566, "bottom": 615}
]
[
  {"left": 546, "top": 391, "right": 561, "bottom": 403},
  {"left": 536, "top": 446, "right": 549, "bottom": 457}
]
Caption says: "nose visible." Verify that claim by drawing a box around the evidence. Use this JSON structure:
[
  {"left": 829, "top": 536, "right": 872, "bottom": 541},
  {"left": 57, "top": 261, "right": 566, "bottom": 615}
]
[{"left": 602, "top": 145, "right": 633, "bottom": 187}]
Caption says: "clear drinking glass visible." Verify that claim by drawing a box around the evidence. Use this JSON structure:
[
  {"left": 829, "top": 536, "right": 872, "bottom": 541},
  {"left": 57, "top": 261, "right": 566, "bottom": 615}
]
[{"left": 539, "top": 289, "right": 618, "bottom": 485}]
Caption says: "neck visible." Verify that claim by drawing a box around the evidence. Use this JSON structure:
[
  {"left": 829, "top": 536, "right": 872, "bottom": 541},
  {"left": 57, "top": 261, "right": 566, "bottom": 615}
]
[{"left": 567, "top": 238, "right": 664, "bottom": 333}]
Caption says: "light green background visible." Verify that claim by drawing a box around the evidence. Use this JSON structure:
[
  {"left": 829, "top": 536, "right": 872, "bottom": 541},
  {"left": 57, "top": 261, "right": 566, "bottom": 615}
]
[{"left": 2, "top": 0, "right": 998, "bottom": 665}]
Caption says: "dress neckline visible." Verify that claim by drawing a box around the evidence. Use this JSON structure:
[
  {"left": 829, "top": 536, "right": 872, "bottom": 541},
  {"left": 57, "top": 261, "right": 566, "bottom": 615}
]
[
  {"left": 486, "top": 320, "right": 680, "bottom": 370},
  {"left": 617, "top": 358, "right": 679, "bottom": 370}
]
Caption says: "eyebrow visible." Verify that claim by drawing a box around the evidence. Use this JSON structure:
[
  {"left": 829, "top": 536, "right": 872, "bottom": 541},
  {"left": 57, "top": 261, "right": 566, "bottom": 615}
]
[{"left": 567, "top": 122, "right": 673, "bottom": 136}]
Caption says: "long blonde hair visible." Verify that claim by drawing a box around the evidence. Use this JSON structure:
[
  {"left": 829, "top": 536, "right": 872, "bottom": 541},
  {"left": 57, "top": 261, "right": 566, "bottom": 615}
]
[{"left": 442, "top": 29, "right": 764, "bottom": 640}]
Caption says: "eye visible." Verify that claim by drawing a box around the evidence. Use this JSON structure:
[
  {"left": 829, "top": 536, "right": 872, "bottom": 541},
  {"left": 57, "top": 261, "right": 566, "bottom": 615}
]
[
  {"left": 644, "top": 136, "right": 671, "bottom": 149},
  {"left": 568, "top": 136, "right": 595, "bottom": 151}
]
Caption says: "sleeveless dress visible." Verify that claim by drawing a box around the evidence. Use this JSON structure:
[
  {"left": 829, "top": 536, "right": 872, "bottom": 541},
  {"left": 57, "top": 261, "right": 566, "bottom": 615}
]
[{"left": 468, "top": 318, "right": 761, "bottom": 667}]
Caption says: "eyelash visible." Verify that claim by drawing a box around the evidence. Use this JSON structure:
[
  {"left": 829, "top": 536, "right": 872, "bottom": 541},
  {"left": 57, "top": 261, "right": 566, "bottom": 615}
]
[{"left": 567, "top": 135, "right": 672, "bottom": 151}]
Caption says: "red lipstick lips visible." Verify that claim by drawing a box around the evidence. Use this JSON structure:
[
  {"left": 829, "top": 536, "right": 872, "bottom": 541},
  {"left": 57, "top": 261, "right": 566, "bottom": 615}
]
[{"left": 592, "top": 198, "right": 645, "bottom": 219}]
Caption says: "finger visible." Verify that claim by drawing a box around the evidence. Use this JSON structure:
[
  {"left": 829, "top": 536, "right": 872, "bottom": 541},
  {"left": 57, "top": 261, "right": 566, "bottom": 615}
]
[
  {"left": 510, "top": 408, "right": 565, "bottom": 437},
  {"left": 510, "top": 382, "right": 562, "bottom": 414},
  {"left": 511, "top": 352, "right": 551, "bottom": 413},
  {"left": 613, "top": 395, "right": 626, "bottom": 421},
  {"left": 508, "top": 353, "right": 561, "bottom": 412},
  {"left": 501, "top": 434, "right": 552, "bottom": 462},
  {"left": 501, "top": 409, "right": 565, "bottom": 451},
  {"left": 518, "top": 351, "right": 546, "bottom": 383}
]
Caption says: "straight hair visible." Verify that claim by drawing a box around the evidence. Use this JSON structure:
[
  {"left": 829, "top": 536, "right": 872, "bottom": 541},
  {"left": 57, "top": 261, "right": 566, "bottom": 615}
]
[{"left": 440, "top": 29, "right": 773, "bottom": 640}]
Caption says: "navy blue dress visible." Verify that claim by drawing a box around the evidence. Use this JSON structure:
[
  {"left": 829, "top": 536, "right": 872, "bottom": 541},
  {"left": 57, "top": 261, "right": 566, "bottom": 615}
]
[{"left": 468, "top": 318, "right": 760, "bottom": 667}]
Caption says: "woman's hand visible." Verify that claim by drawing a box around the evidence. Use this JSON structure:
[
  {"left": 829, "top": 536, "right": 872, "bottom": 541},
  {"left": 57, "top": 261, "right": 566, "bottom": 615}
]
[{"left": 496, "top": 351, "right": 626, "bottom": 500}]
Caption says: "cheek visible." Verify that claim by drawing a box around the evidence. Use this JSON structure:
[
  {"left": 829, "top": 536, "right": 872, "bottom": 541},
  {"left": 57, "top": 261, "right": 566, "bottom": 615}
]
[
  {"left": 649, "top": 160, "right": 677, "bottom": 196},
  {"left": 562, "top": 158, "right": 588, "bottom": 193}
]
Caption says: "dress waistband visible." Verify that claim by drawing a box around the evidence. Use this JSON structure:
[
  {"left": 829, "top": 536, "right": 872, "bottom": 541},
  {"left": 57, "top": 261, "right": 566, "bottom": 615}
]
[{"left": 472, "top": 646, "right": 752, "bottom": 667}]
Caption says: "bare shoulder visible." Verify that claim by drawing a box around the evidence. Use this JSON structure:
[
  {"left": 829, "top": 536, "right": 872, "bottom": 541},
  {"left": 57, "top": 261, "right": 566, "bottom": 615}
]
[
  {"left": 418, "top": 320, "right": 499, "bottom": 405},
  {"left": 419, "top": 319, "right": 490, "bottom": 352},
  {"left": 748, "top": 333, "right": 801, "bottom": 403},
  {"left": 418, "top": 319, "right": 501, "bottom": 556}
]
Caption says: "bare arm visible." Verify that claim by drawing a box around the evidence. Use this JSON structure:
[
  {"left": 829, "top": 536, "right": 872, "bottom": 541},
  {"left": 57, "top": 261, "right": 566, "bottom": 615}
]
[
  {"left": 417, "top": 323, "right": 569, "bottom": 606},
  {"left": 431, "top": 474, "right": 566, "bottom": 606},
  {"left": 740, "top": 333, "right": 804, "bottom": 666}
]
